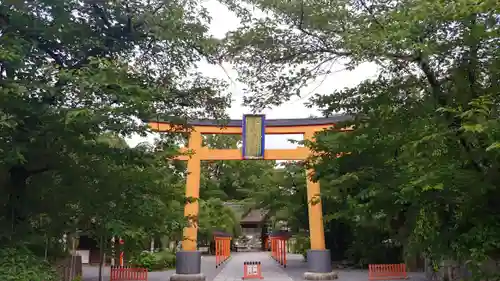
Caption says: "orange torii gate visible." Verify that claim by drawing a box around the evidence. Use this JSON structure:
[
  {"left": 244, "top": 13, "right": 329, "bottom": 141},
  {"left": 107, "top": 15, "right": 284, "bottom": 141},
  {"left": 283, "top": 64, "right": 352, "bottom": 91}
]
[{"left": 148, "top": 115, "right": 349, "bottom": 281}]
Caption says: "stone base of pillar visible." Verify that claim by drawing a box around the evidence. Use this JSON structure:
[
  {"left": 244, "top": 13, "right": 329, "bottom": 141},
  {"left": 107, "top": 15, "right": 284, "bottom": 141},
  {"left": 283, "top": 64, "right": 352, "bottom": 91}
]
[
  {"left": 170, "top": 274, "right": 206, "bottom": 281},
  {"left": 304, "top": 249, "right": 338, "bottom": 280},
  {"left": 170, "top": 250, "right": 204, "bottom": 281},
  {"left": 303, "top": 272, "right": 338, "bottom": 280}
]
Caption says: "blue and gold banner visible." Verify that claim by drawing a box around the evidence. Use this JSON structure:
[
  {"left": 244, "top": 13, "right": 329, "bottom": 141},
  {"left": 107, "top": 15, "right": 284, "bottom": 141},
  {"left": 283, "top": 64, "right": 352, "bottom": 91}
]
[{"left": 242, "top": 114, "right": 265, "bottom": 159}]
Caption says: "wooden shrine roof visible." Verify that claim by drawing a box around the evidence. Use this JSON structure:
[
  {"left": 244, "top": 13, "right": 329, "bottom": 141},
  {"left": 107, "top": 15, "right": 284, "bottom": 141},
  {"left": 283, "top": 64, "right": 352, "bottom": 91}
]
[
  {"left": 240, "top": 209, "right": 268, "bottom": 224},
  {"left": 212, "top": 230, "right": 232, "bottom": 238}
]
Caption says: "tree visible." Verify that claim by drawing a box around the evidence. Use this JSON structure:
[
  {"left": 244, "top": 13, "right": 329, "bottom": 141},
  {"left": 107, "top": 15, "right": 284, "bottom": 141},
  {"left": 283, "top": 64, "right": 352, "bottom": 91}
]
[
  {"left": 0, "top": 0, "right": 230, "bottom": 279},
  {"left": 219, "top": 0, "right": 500, "bottom": 276},
  {"left": 200, "top": 134, "right": 276, "bottom": 201},
  {"left": 198, "top": 198, "right": 242, "bottom": 244},
  {"left": 247, "top": 161, "right": 309, "bottom": 231},
  {"left": 197, "top": 134, "right": 276, "bottom": 243}
]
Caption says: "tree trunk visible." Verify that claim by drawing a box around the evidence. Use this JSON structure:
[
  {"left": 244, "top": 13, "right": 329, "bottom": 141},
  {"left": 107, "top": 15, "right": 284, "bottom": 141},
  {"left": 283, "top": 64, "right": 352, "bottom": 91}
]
[
  {"left": 160, "top": 235, "right": 169, "bottom": 250},
  {"left": 6, "top": 166, "right": 30, "bottom": 237},
  {"left": 44, "top": 235, "right": 49, "bottom": 260},
  {"left": 98, "top": 235, "right": 105, "bottom": 281}
]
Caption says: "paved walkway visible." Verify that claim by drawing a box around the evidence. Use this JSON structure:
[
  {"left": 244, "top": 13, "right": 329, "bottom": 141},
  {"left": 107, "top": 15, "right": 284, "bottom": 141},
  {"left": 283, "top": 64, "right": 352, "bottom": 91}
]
[
  {"left": 83, "top": 252, "right": 428, "bottom": 281},
  {"left": 214, "top": 252, "right": 292, "bottom": 281}
]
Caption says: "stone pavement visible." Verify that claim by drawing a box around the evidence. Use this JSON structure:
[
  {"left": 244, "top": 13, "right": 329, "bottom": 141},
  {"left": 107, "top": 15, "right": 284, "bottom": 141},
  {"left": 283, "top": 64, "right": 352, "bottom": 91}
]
[
  {"left": 213, "top": 252, "right": 293, "bottom": 281},
  {"left": 83, "top": 251, "right": 428, "bottom": 281}
]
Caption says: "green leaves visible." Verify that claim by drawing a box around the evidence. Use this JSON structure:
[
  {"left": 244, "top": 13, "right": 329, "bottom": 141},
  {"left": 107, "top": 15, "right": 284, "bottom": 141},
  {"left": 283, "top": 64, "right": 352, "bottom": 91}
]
[
  {"left": 199, "top": 198, "right": 241, "bottom": 235},
  {"left": 0, "top": 0, "right": 231, "bottom": 276},
  {"left": 462, "top": 123, "right": 485, "bottom": 133},
  {"left": 486, "top": 142, "right": 500, "bottom": 152},
  {"left": 219, "top": 0, "right": 500, "bottom": 272},
  {"left": 0, "top": 246, "right": 59, "bottom": 281},
  {"left": 421, "top": 183, "right": 444, "bottom": 192}
]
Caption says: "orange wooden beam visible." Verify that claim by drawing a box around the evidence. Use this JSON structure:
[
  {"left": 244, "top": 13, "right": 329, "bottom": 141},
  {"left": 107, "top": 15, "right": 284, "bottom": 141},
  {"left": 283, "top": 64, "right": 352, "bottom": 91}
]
[{"left": 175, "top": 147, "right": 309, "bottom": 161}]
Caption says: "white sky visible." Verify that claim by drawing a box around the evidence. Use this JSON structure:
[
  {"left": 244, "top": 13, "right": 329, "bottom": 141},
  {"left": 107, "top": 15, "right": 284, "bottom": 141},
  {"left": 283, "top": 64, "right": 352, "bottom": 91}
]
[{"left": 126, "top": 0, "right": 379, "bottom": 149}]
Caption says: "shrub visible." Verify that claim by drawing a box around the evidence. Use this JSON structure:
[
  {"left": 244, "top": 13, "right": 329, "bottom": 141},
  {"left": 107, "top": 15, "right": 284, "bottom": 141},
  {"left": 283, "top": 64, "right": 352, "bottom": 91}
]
[
  {"left": 132, "top": 251, "right": 157, "bottom": 271},
  {"left": 0, "top": 246, "right": 59, "bottom": 281},
  {"left": 293, "top": 235, "right": 310, "bottom": 262},
  {"left": 132, "top": 250, "right": 176, "bottom": 271},
  {"left": 152, "top": 250, "right": 176, "bottom": 270}
]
